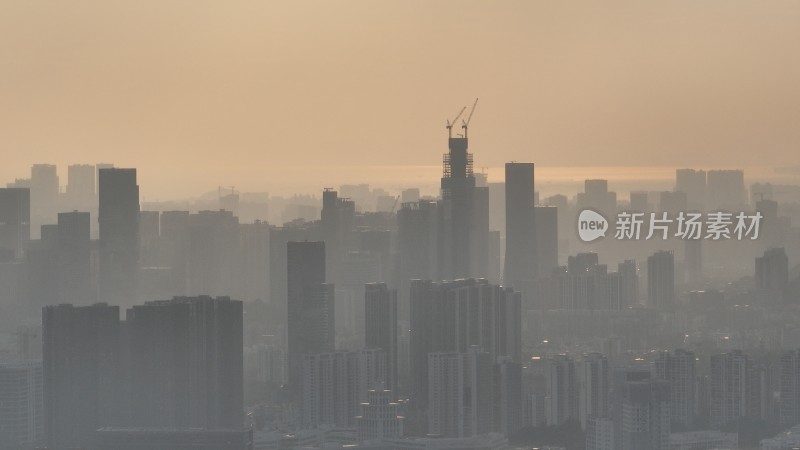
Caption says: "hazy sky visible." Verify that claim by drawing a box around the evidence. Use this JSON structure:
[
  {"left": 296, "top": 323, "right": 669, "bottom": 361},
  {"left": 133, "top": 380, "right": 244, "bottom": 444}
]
[{"left": 2, "top": 1, "right": 799, "bottom": 198}]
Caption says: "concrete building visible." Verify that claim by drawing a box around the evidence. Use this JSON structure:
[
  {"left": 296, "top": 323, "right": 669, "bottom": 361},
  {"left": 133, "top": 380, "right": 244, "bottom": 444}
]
[
  {"left": 365, "top": 283, "right": 398, "bottom": 398},
  {"left": 504, "top": 162, "right": 536, "bottom": 290},
  {"left": 648, "top": 251, "right": 675, "bottom": 310},
  {"left": 125, "top": 296, "right": 244, "bottom": 429},
  {"left": 0, "top": 188, "right": 30, "bottom": 261},
  {"left": 622, "top": 379, "right": 670, "bottom": 450},
  {"left": 655, "top": 349, "right": 697, "bottom": 430},
  {"left": 0, "top": 361, "right": 43, "bottom": 450},
  {"left": 43, "top": 303, "right": 122, "bottom": 449},
  {"left": 98, "top": 167, "right": 140, "bottom": 307},
  {"left": 357, "top": 386, "right": 404, "bottom": 443}
]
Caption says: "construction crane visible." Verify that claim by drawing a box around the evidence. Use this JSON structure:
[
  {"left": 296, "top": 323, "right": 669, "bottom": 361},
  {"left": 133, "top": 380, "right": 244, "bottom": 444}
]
[
  {"left": 462, "top": 98, "right": 479, "bottom": 138},
  {"left": 446, "top": 106, "right": 467, "bottom": 139}
]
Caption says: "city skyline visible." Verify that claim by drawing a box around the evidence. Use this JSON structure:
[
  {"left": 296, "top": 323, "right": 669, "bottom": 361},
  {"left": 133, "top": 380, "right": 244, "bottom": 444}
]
[{"left": 3, "top": 1, "right": 800, "bottom": 198}]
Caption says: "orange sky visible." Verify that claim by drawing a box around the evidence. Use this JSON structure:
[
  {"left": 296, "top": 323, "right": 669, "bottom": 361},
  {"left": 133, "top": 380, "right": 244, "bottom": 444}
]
[{"left": 2, "top": 1, "right": 799, "bottom": 198}]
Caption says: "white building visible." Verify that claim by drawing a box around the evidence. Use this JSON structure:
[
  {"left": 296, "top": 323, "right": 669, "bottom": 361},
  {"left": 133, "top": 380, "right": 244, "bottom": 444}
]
[{"left": 357, "top": 386, "right": 403, "bottom": 443}]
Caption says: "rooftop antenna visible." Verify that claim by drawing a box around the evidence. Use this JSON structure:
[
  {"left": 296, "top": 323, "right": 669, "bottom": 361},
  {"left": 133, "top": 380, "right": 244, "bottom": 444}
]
[
  {"left": 446, "top": 106, "right": 467, "bottom": 139},
  {"left": 461, "top": 97, "right": 479, "bottom": 138}
]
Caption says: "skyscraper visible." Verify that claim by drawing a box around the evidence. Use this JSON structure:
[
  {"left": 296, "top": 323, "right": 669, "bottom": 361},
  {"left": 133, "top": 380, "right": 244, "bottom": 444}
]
[
  {"left": 504, "top": 163, "right": 536, "bottom": 290},
  {"left": 780, "top": 350, "right": 800, "bottom": 426},
  {"left": 98, "top": 168, "right": 140, "bottom": 307},
  {"left": 710, "top": 350, "right": 752, "bottom": 427},
  {"left": 301, "top": 350, "right": 386, "bottom": 428},
  {"left": 0, "top": 361, "right": 43, "bottom": 450},
  {"left": 755, "top": 247, "right": 789, "bottom": 302},
  {"left": 647, "top": 251, "right": 675, "bottom": 310},
  {"left": 621, "top": 379, "right": 670, "bottom": 450},
  {"left": 0, "top": 188, "right": 30, "bottom": 261},
  {"left": 365, "top": 283, "right": 398, "bottom": 398},
  {"left": 579, "top": 353, "right": 610, "bottom": 430},
  {"left": 676, "top": 169, "right": 707, "bottom": 211},
  {"left": 440, "top": 134, "right": 477, "bottom": 280},
  {"left": 287, "top": 241, "right": 334, "bottom": 396},
  {"left": 428, "top": 349, "right": 494, "bottom": 438},
  {"left": 55, "top": 211, "right": 92, "bottom": 305},
  {"left": 43, "top": 303, "right": 122, "bottom": 449},
  {"left": 707, "top": 169, "right": 745, "bottom": 211},
  {"left": 534, "top": 205, "right": 558, "bottom": 278},
  {"left": 546, "top": 354, "right": 578, "bottom": 426},
  {"left": 125, "top": 296, "right": 244, "bottom": 429},
  {"left": 655, "top": 349, "right": 697, "bottom": 429}
]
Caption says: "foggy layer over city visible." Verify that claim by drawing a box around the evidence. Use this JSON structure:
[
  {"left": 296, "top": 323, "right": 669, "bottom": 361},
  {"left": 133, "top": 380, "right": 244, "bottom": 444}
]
[{"left": 3, "top": 2, "right": 800, "bottom": 450}]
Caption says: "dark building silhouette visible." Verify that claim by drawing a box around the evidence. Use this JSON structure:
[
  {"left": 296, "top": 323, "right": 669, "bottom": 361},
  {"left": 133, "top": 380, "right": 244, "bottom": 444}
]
[
  {"left": 55, "top": 211, "right": 92, "bottom": 305},
  {"left": 647, "top": 251, "right": 675, "bottom": 310},
  {"left": 0, "top": 188, "right": 30, "bottom": 261},
  {"left": 655, "top": 349, "right": 697, "bottom": 430},
  {"left": 756, "top": 247, "right": 789, "bottom": 303},
  {"left": 409, "top": 279, "right": 521, "bottom": 419},
  {"left": 440, "top": 136, "right": 476, "bottom": 280},
  {"left": 534, "top": 205, "right": 558, "bottom": 279},
  {"left": 43, "top": 303, "right": 122, "bottom": 449},
  {"left": 287, "top": 241, "right": 334, "bottom": 396},
  {"left": 186, "top": 210, "right": 239, "bottom": 297},
  {"left": 98, "top": 168, "right": 139, "bottom": 307},
  {"left": 365, "top": 283, "right": 398, "bottom": 398},
  {"left": 676, "top": 169, "right": 707, "bottom": 211},
  {"left": 504, "top": 163, "right": 536, "bottom": 290},
  {"left": 396, "top": 200, "right": 439, "bottom": 319},
  {"left": 125, "top": 296, "right": 244, "bottom": 429}
]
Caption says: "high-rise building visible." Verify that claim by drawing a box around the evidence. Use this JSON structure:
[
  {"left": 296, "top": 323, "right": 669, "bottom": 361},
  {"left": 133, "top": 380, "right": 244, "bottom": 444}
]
[
  {"left": 534, "top": 205, "right": 558, "bottom": 279},
  {"left": 409, "top": 279, "right": 522, "bottom": 415},
  {"left": 0, "top": 188, "right": 30, "bottom": 261},
  {"left": 780, "top": 349, "right": 800, "bottom": 426},
  {"left": 647, "top": 251, "right": 675, "bottom": 310},
  {"left": 287, "top": 241, "right": 334, "bottom": 397},
  {"left": 397, "top": 200, "right": 439, "bottom": 319},
  {"left": 55, "top": 211, "right": 92, "bottom": 305},
  {"left": 428, "top": 349, "right": 494, "bottom": 438},
  {"left": 357, "top": 386, "right": 404, "bottom": 443},
  {"left": 586, "top": 416, "right": 614, "bottom": 450},
  {"left": 618, "top": 260, "right": 639, "bottom": 307},
  {"left": 494, "top": 357, "right": 523, "bottom": 436},
  {"left": 43, "top": 303, "right": 122, "bottom": 449},
  {"left": 125, "top": 296, "right": 244, "bottom": 429},
  {"left": 440, "top": 133, "right": 477, "bottom": 280},
  {"left": 504, "top": 163, "right": 536, "bottom": 290},
  {"left": 710, "top": 350, "right": 752, "bottom": 427},
  {"left": 0, "top": 361, "right": 43, "bottom": 450},
  {"left": 29, "top": 164, "right": 59, "bottom": 234},
  {"left": 579, "top": 353, "right": 609, "bottom": 430},
  {"left": 654, "top": 349, "right": 697, "bottom": 429},
  {"left": 98, "top": 168, "right": 140, "bottom": 307},
  {"left": 186, "top": 210, "right": 239, "bottom": 297},
  {"left": 301, "top": 350, "right": 386, "bottom": 428},
  {"left": 755, "top": 247, "right": 789, "bottom": 302},
  {"left": 65, "top": 164, "right": 96, "bottom": 213},
  {"left": 621, "top": 379, "right": 670, "bottom": 450},
  {"left": 547, "top": 354, "right": 578, "bottom": 426},
  {"left": 577, "top": 180, "right": 617, "bottom": 217},
  {"left": 707, "top": 170, "right": 745, "bottom": 211},
  {"left": 675, "top": 169, "right": 707, "bottom": 211},
  {"left": 365, "top": 283, "right": 398, "bottom": 398}
]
